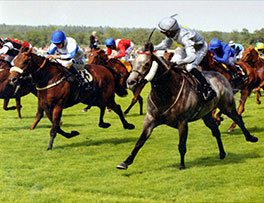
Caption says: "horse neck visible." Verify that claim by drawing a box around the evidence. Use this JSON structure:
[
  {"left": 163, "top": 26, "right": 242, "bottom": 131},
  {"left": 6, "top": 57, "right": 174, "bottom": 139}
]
[{"left": 30, "top": 54, "right": 63, "bottom": 86}]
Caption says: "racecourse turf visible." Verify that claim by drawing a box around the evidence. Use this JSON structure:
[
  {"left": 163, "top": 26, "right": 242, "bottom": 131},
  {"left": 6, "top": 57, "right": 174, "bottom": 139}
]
[{"left": 0, "top": 84, "right": 263, "bottom": 202}]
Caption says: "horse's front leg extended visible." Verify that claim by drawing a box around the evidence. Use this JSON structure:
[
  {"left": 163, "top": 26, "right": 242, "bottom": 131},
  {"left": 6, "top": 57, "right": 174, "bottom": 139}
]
[
  {"left": 30, "top": 100, "right": 44, "bottom": 130},
  {"left": 178, "top": 121, "right": 188, "bottom": 170},
  {"left": 116, "top": 113, "right": 157, "bottom": 170},
  {"left": 3, "top": 98, "right": 16, "bottom": 110}
]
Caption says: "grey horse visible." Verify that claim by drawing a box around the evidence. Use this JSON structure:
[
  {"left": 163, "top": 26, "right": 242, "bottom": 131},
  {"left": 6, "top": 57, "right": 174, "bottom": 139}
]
[{"left": 116, "top": 43, "right": 258, "bottom": 170}]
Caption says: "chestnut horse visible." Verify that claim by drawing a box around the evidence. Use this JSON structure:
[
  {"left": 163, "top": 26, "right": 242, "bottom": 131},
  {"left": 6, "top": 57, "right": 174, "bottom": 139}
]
[
  {"left": 9, "top": 48, "right": 135, "bottom": 150},
  {"left": 0, "top": 59, "right": 44, "bottom": 127},
  {"left": 239, "top": 47, "right": 264, "bottom": 104},
  {"left": 116, "top": 43, "right": 258, "bottom": 170},
  {"left": 87, "top": 49, "right": 144, "bottom": 115}
]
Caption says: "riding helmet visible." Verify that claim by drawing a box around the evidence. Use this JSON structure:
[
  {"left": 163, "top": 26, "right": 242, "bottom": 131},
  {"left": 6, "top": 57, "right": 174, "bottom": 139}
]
[
  {"left": 157, "top": 17, "right": 179, "bottom": 33},
  {"left": 209, "top": 38, "right": 222, "bottom": 50},
  {"left": 50, "top": 31, "right": 66, "bottom": 44},
  {"left": 105, "top": 38, "right": 115, "bottom": 46}
]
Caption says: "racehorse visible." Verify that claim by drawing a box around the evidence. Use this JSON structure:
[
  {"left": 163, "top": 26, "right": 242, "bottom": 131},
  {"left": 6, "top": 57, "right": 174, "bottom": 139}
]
[
  {"left": 9, "top": 48, "right": 135, "bottom": 150},
  {"left": 0, "top": 58, "right": 44, "bottom": 127},
  {"left": 239, "top": 47, "right": 264, "bottom": 104},
  {"left": 116, "top": 43, "right": 258, "bottom": 170},
  {"left": 87, "top": 48, "right": 144, "bottom": 115},
  {"left": 199, "top": 51, "right": 259, "bottom": 132}
]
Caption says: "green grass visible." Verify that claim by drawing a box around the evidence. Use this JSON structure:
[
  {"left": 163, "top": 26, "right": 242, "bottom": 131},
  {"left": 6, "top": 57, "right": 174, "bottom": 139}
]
[{"left": 0, "top": 85, "right": 264, "bottom": 202}]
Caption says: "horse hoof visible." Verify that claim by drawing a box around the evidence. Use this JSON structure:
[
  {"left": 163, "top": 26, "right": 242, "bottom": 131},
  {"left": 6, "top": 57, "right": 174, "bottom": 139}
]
[
  {"left": 247, "top": 136, "right": 258, "bottom": 142},
  {"left": 227, "top": 128, "right": 233, "bottom": 133},
  {"left": 179, "top": 165, "right": 186, "bottom": 170},
  {"left": 99, "top": 123, "right": 111, "bottom": 128},
  {"left": 71, "top": 131, "right": 80, "bottom": 137},
  {"left": 125, "top": 123, "right": 135, "bottom": 130},
  {"left": 116, "top": 162, "right": 128, "bottom": 170},
  {"left": 220, "top": 152, "right": 226, "bottom": 159}
]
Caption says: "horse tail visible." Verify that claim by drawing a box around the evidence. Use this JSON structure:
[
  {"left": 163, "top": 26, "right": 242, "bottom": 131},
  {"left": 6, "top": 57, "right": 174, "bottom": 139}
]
[
  {"left": 115, "top": 80, "right": 128, "bottom": 97},
  {"left": 104, "top": 65, "right": 128, "bottom": 97}
]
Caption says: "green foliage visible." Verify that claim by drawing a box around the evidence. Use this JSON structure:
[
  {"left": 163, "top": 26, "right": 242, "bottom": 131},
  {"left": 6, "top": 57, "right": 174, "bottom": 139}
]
[
  {"left": 0, "top": 23, "right": 264, "bottom": 49},
  {"left": 0, "top": 86, "right": 264, "bottom": 202}
]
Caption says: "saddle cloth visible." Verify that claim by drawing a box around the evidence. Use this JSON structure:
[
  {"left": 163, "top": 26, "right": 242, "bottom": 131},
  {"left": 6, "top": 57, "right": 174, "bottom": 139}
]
[
  {"left": 119, "top": 60, "right": 132, "bottom": 73},
  {"left": 77, "top": 69, "right": 93, "bottom": 83}
]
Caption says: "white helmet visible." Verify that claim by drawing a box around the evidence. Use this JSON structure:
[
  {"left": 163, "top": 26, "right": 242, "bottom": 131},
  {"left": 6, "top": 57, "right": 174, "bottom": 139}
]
[
  {"left": 157, "top": 17, "right": 179, "bottom": 32},
  {"left": 229, "top": 40, "right": 235, "bottom": 47}
]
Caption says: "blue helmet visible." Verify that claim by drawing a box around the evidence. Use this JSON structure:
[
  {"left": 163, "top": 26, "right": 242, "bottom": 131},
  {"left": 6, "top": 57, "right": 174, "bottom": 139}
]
[
  {"left": 210, "top": 38, "right": 222, "bottom": 49},
  {"left": 50, "top": 31, "right": 66, "bottom": 44},
  {"left": 105, "top": 38, "right": 115, "bottom": 46}
]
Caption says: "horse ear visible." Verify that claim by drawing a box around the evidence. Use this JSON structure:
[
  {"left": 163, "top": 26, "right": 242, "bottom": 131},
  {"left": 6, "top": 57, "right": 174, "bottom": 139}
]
[{"left": 26, "top": 47, "right": 32, "bottom": 55}]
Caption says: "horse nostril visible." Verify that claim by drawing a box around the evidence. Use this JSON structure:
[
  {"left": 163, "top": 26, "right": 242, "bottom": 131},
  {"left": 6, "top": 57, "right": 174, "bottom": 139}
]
[{"left": 9, "top": 77, "right": 17, "bottom": 86}]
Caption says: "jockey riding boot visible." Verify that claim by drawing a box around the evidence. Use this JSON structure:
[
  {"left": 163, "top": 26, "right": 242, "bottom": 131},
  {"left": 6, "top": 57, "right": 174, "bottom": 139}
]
[
  {"left": 190, "top": 68, "right": 216, "bottom": 101},
  {"left": 68, "top": 65, "right": 91, "bottom": 91}
]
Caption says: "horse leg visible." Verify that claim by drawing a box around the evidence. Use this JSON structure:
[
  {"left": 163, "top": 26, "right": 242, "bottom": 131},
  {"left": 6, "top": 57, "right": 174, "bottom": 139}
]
[
  {"left": 108, "top": 100, "right": 135, "bottom": 129},
  {"left": 15, "top": 97, "right": 22, "bottom": 119},
  {"left": 178, "top": 121, "right": 188, "bottom": 170},
  {"left": 228, "top": 89, "right": 251, "bottom": 132},
  {"left": 202, "top": 113, "right": 226, "bottom": 159},
  {"left": 137, "top": 95, "right": 143, "bottom": 115},
  {"left": 116, "top": 113, "right": 157, "bottom": 169},
  {"left": 98, "top": 104, "right": 111, "bottom": 128},
  {"left": 46, "top": 106, "right": 79, "bottom": 150},
  {"left": 30, "top": 101, "right": 44, "bottom": 130},
  {"left": 124, "top": 86, "right": 144, "bottom": 115},
  {"left": 256, "top": 89, "right": 261, "bottom": 104},
  {"left": 221, "top": 100, "right": 258, "bottom": 143},
  {"left": 3, "top": 98, "right": 16, "bottom": 111}
]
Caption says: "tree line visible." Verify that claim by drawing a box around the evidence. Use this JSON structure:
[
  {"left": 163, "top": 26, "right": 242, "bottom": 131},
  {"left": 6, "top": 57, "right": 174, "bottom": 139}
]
[{"left": 0, "top": 24, "right": 264, "bottom": 49}]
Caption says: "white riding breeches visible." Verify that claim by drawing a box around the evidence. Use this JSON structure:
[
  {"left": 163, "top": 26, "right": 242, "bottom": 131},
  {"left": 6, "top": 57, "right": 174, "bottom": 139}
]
[
  {"left": 56, "top": 58, "right": 86, "bottom": 70},
  {"left": 120, "top": 42, "right": 134, "bottom": 62}
]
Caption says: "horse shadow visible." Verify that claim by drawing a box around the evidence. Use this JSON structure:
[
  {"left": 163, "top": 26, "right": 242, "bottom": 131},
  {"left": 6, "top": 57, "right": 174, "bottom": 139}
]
[
  {"left": 167, "top": 151, "right": 261, "bottom": 169},
  {"left": 55, "top": 136, "right": 138, "bottom": 150}
]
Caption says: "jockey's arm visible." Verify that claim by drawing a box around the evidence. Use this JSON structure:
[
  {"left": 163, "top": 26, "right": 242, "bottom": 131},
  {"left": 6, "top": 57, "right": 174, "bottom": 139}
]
[
  {"left": 115, "top": 44, "right": 126, "bottom": 58},
  {"left": 0, "top": 42, "right": 13, "bottom": 55},
  {"left": 214, "top": 48, "right": 231, "bottom": 64},
  {"left": 154, "top": 37, "right": 173, "bottom": 51}
]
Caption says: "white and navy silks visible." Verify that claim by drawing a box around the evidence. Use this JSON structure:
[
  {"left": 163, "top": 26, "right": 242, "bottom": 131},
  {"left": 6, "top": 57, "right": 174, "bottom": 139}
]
[
  {"left": 154, "top": 25, "right": 208, "bottom": 72},
  {"left": 46, "top": 37, "right": 86, "bottom": 70}
]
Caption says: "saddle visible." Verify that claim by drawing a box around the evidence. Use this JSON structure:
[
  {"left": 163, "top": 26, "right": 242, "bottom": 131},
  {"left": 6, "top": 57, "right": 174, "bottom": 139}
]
[
  {"left": 119, "top": 60, "right": 132, "bottom": 73},
  {"left": 170, "top": 66, "right": 203, "bottom": 100}
]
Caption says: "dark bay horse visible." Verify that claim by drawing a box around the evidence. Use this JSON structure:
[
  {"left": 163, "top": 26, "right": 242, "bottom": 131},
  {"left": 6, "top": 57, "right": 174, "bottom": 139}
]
[
  {"left": 239, "top": 47, "right": 264, "bottom": 104},
  {"left": 116, "top": 43, "right": 258, "bottom": 170},
  {"left": 9, "top": 48, "right": 135, "bottom": 150},
  {"left": 87, "top": 49, "right": 144, "bottom": 115},
  {"left": 0, "top": 59, "right": 44, "bottom": 127}
]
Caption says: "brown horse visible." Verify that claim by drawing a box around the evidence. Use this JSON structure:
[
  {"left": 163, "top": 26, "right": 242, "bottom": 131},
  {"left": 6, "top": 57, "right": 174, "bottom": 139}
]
[
  {"left": 0, "top": 59, "right": 44, "bottom": 127},
  {"left": 87, "top": 49, "right": 144, "bottom": 115},
  {"left": 239, "top": 47, "right": 264, "bottom": 104},
  {"left": 116, "top": 43, "right": 258, "bottom": 170},
  {"left": 9, "top": 48, "right": 135, "bottom": 150}
]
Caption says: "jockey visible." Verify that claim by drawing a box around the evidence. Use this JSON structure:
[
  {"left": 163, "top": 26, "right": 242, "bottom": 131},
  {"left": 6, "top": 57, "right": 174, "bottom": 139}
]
[
  {"left": 209, "top": 38, "right": 240, "bottom": 79},
  {"left": 153, "top": 16, "right": 216, "bottom": 101},
  {"left": 0, "top": 37, "right": 32, "bottom": 63},
  {"left": 255, "top": 42, "right": 264, "bottom": 59},
  {"left": 229, "top": 40, "right": 244, "bottom": 61},
  {"left": 46, "top": 30, "right": 90, "bottom": 90},
  {"left": 105, "top": 38, "right": 134, "bottom": 62}
]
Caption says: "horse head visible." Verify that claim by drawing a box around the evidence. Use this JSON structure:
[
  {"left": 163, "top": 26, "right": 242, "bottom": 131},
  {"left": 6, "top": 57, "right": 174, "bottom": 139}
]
[
  {"left": 9, "top": 47, "right": 33, "bottom": 86},
  {"left": 87, "top": 48, "right": 108, "bottom": 65},
  {"left": 240, "top": 47, "right": 259, "bottom": 65},
  {"left": 126, "top": 43, "right": 155, "bottom": 90}
]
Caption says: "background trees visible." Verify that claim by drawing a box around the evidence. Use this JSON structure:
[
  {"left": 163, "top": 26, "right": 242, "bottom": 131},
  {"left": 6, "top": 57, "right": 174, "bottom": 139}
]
[{"left": 0, "top": 24, "right": 263, "bottom": 49}]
